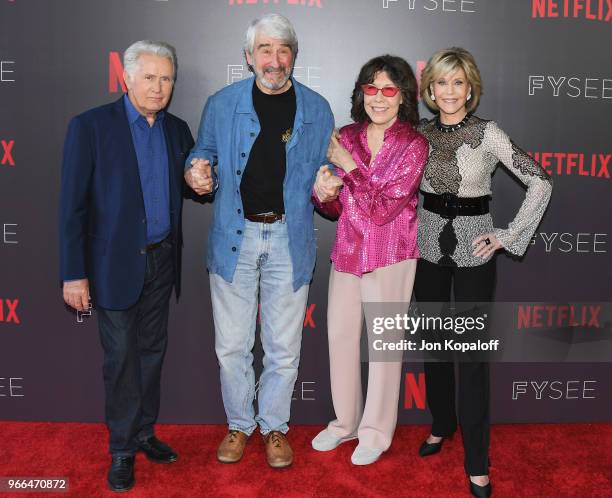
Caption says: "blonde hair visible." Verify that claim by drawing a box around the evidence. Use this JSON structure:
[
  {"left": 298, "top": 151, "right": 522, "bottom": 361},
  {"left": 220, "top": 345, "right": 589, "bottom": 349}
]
[{"left": 420, "top": 47, "right": 482, "bottom": 113}]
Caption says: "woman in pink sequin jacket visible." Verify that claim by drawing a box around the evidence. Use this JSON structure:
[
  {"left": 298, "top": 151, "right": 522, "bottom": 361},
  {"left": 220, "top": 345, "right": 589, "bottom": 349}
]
[{"left": 310, "top": 55, "right": 428, "bottom": 466}]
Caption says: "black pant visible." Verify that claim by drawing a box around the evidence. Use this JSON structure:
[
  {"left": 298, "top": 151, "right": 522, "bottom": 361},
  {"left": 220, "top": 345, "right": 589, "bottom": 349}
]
[
  {"left": 97, "top": 239, "right": 174, "bottom": 456},
  {"left": 414, "top": 258, "right": 496, "bottom": 476}
]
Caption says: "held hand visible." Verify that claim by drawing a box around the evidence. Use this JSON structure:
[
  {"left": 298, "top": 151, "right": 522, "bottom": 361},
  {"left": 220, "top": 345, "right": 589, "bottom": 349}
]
[
  {"left": 185, "top": 158, "right": 214, "bottom": 195},
  {"left": 326, "top": 131, "right": 356, "bottom": 173},
  {"left": 472, "top": 232, "right": 503, "bottom": 260},
  {"left": 63, "top": 278, "right": 90, "bottom": 312},
  {"left": 314, "top": 165, "right": 343, "bottom": 202}
]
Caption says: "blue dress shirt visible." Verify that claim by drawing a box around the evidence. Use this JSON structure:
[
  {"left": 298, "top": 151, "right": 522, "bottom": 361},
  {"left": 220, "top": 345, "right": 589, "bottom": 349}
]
[{"left": 124, "top": 94, "right": 170, "bottom": 244}]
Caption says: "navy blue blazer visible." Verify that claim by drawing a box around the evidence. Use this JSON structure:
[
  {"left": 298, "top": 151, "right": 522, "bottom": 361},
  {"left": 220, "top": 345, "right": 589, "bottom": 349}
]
[{"left": 59, "top": 97, "right": 194, "bottom": 310}]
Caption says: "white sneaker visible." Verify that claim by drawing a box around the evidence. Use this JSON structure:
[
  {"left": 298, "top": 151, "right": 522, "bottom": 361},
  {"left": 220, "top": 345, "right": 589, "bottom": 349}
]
[
  {"left": 311, "top": 428, "right": 357, "bottom": 451},
  {"left": 350, "top": 444, "right": 383, "bottom": 465}
]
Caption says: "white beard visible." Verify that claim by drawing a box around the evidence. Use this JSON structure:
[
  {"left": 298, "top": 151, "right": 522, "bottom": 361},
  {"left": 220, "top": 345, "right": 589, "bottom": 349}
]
[{"left": 254, "top": 67, "right": 292, "bottom": 91}]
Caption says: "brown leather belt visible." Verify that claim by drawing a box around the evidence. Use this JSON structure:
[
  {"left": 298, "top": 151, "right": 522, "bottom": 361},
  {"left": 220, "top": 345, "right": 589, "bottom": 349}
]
[{"left": 245, "top": 213, "right": 284, "bottom": 224}]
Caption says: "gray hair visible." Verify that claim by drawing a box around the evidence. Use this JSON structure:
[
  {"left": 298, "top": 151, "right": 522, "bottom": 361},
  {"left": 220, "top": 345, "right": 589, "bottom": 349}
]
[
  {"left": 243, "top": 13, "right": 298, "bottom": 57},
  {"left": 123, "top": 40, "right": 177, "bottom": 80}
]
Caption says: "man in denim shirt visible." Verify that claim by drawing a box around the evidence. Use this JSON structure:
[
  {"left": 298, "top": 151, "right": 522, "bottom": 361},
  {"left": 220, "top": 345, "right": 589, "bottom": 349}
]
[{"left": 185, "top": 14, "right": 334, "bottom": 468}]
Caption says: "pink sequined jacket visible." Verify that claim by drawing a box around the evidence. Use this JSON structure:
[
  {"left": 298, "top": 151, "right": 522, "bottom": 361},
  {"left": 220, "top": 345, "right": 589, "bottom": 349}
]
[{"left": 313, "top": 119, "right": 428, "bottom": 276}]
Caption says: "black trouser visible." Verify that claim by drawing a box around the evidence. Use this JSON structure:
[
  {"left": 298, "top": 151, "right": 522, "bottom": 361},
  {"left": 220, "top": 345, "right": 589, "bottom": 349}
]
[
  {"left": 414, "top": 258, "right": 496, "bottom": 476},
  {"left": 97, "top": 239, "right": 174, "bottom": 456}
]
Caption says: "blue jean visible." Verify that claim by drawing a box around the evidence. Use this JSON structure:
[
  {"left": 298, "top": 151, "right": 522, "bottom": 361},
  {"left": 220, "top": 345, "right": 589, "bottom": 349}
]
[
  {"left": 210, "top": 219, "right": 309, "bottom": 435},
  {"left": 97, "top": 238, "right": 174, "bottom": 456}
]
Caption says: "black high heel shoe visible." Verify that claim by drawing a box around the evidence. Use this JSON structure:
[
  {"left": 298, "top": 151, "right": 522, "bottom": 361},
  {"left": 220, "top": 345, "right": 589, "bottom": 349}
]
[
  {"left": 469, "top": 480, "right": 492, "bottom": 497},
  {"left": 418, "top": 436, "right": 445, "bottom": 457}
]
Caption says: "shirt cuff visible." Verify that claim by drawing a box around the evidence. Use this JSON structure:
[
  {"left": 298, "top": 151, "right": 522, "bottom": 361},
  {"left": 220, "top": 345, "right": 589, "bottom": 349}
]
[{"left": 342, "top": 167, "right": 369, "bottom": 193}]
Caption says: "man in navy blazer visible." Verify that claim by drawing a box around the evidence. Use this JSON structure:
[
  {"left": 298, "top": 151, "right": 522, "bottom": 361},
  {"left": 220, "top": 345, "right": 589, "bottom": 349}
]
[{"left": 58, "top": 40, "right": 212, "bottom": 492}]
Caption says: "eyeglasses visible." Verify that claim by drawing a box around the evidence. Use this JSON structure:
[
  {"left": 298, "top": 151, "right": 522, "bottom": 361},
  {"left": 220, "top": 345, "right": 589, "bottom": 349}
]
[{"left": 361, "top": 84, "right": 401, "bottom": 97}]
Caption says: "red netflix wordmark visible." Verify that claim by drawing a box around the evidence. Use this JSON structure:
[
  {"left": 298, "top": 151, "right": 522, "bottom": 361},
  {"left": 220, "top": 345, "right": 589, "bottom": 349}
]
[
  {"left": 229, "top": 0, "right": 322, "bottom": 6},
  {"left": 532, "top": 0, "right": 612, "bottom": 21},
  {"left": 109, "top": 52, "right": 127, "bottom": 94},
  {"left": 257, "top": 303, "right": 316, "bottom": 328},
  {"left": 517, "top": 304, "right": 601, "bottom": 329},
  {"left": 303, "top": 304, "right": 316, "bottom": 328},
  {"left": 1, "top": 140, "right": 15, "bottom": 166},
  {"left": 404, "top": 372, "right": 426, "bottom": 410},
  {"left": 0, "top": 299, "right": 20, "bottom": 324},
  {"left": 528, "top": 152, "right": 610, "bottom": 178}
]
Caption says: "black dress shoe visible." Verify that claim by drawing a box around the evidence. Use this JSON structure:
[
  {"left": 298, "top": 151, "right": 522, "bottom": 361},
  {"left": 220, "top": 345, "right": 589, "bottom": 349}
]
[
  {"left": 108, "top": 456, "right": 134, "bottom": 493},
  {"left": 138, "top": 436, "right": 178, "bottom": 463},
  {"left": 469, "top": 481, "right": 492, "bottom": 498},
  {"left": 418, "top": 437, "right": 445, "bottom": 457}
]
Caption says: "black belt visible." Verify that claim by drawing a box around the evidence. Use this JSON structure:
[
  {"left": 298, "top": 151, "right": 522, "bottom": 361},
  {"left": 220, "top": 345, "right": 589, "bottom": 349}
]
[
  {"left": 245, "top": 213, "right": 284, "bottom": 224},
  {"left": 421, "top": 190, "right": 489, "bottom": 219}
]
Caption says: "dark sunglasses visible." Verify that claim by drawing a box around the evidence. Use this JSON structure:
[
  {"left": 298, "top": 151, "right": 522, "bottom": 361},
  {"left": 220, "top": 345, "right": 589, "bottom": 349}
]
[{"left": 361, "top": 84, "right": 401, "bottom": 97}]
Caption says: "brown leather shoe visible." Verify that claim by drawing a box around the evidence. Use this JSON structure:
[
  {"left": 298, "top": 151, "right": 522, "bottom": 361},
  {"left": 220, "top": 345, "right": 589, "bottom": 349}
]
[
  {"left": 217, "top": 430, "right": 248, "bottom": 463},
  {"left": 263, "top": 431, "right": 293, "bottom": 468}
]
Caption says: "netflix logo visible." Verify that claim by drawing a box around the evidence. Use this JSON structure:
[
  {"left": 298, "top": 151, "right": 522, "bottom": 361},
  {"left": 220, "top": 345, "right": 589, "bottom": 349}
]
[
  {"left": 0, "top": 298, "right": 20, "bottom": 325},
  {"left": 303, "top": 303, "right": 316, "bottom": 328},
  {"left": 2, "top": 223, "right": 18, "bottom": 245},
  {"left": 109, "top": 51, "right": 126, "bottom": 94},
  {"left": 517, "top": 304, "right": 602, "bottom": 329},
  {"left": 532, "top": 0, "right": 612, "bottom": 21},
  {"left": 528, "top": 152, "right": 610, "bottom": 179},
  {"left": 227, "top": 64, "right": 322, "bottom": 89},
  {"left": 0, "top": 60, "right": 15, "bottom": 82},
  {"left": 257, "top": 303, "right": 317, "bottom": 328},
  {"left": 228, "top": 0, "right": 322, "bottom": 7},
  {"left": 528, "top": 75, "right": 612, "bottom": 99},
  {"left": 383, "top": 0, "right": 476, "bottom": 13},
  {"left": 1, "top": 139, "right": 15, "bottom": 167},
  {"left": 0, "top": 377, "right": 24, "bottom": 397},
  {"left": 512, "top": 380, "right": 597, "bottom": 400},
  {"left": 404, "top": 372, "right": 426, "bottom": 410}
]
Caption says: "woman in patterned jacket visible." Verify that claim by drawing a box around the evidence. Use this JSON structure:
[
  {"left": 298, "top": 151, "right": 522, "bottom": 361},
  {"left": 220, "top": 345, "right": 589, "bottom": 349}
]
[{"left": 415, "top": 47, "right": 552, "bottom": 497}]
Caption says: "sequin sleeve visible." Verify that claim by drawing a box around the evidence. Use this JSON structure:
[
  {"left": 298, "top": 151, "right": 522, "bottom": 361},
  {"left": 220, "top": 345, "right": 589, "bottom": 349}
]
[
  {"left": 342, "top": 134, "right": 428, "bottom": 226},
  {"left": 312, "top": 187, "right": 342, "bottom": 219},
  {"left": 485, "top": 122, "right": 553, "bottom": 256}
]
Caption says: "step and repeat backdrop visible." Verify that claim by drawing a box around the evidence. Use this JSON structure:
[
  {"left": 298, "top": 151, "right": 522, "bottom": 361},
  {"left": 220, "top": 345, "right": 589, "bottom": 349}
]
[{"left": 1, "top": 0, "right": 611, "bottom": 425}]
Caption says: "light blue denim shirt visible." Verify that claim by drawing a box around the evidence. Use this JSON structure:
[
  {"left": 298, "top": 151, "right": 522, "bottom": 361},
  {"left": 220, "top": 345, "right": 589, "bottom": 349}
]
[{"left": 186, "top": 77, "right": 334, "bottom": 291}]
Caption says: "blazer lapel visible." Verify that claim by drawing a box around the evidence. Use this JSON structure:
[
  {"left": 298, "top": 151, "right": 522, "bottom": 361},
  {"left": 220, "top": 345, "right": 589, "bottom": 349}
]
[
  {"left": 162, "top": 117, "right": 181, "bottom": 219},
  {"left": 111, "top": 97, "right": 145, "bottom": 209}
]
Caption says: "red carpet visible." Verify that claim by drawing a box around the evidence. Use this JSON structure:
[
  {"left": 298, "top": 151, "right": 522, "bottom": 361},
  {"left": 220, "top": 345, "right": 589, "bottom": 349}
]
[{"left": 1, "top": 422, "right": 611, "bottom": 497}]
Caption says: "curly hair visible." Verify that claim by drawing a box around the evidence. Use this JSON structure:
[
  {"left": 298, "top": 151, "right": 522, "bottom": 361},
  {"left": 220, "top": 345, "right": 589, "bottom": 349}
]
[{"left": 350, "top": 55, "right": 419, "bottom": 126}]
